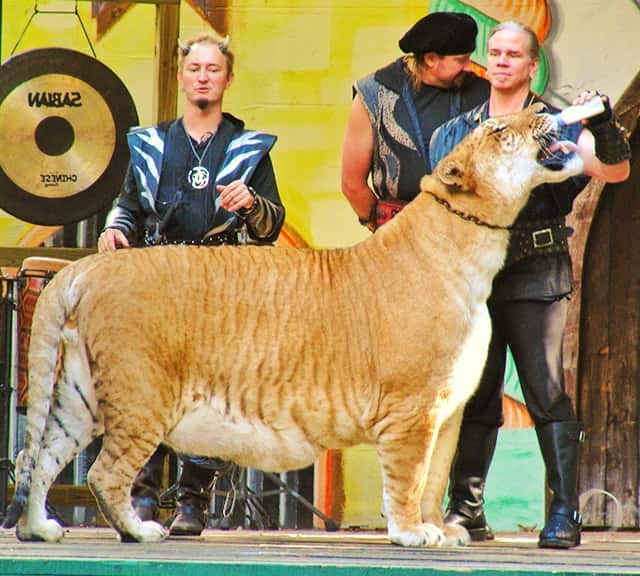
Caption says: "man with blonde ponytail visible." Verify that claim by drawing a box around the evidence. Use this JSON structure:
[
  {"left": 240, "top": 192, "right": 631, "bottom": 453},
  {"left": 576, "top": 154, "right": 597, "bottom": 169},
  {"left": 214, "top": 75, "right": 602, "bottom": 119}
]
[
  {"left": 341, "top": 11, "right": 489, "bottom": 231},
  {"left": 98, "top": 31, "right": 285, "bottom": 535}
]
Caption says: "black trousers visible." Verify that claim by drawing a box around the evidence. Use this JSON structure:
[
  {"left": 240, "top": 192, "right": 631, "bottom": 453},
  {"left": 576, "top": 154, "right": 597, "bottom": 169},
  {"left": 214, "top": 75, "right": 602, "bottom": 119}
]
[{"left": 463, "top": 297, "right": 576, "bottom": 428}]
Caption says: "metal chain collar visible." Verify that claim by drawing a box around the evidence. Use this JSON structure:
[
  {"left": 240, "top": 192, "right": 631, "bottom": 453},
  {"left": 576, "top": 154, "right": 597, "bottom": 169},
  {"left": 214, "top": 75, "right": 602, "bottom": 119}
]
[{"left": 425, "top": 191, "right": 510, "bottom": 231}]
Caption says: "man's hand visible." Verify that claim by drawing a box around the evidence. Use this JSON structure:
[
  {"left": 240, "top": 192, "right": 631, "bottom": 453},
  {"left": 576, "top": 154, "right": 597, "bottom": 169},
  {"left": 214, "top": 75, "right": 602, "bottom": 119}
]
[
  {"left": 573, "top": 90, "right": 612, "bottom": 126},
  {"left": 217, "top": 180, "right": 256, "bottom": 213},
  {"left": 98, "top": 228, "right": 130, "bottom": 253}
]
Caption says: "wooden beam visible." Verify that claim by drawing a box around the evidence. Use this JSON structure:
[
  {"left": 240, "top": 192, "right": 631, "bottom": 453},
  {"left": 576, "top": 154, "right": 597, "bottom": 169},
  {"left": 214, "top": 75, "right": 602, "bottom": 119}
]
[
  {"left": 0, "top": 247, "right": 96, "bottom": 268},
  {"left": 153, "top": 2, "right": 181, "bottom": 123}
]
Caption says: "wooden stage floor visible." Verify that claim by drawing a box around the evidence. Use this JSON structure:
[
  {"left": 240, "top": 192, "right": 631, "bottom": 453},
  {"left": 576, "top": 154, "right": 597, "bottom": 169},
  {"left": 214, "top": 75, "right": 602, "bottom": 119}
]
[{"left": 1, "top": 528, "right": 640, "bottom": 575}]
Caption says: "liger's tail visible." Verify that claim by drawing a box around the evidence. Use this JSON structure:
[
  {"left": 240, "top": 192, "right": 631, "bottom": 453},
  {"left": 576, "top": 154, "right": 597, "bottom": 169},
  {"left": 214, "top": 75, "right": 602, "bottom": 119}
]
[{"left": 1, "top": 262, "right": 85, "bottom": 529}]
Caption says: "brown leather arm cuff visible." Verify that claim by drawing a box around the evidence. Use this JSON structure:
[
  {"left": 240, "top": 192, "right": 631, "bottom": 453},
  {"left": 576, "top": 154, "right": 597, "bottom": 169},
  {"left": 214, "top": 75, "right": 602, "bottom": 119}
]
[
  {"left": 241, "top": 192, "right": 285, "bottom": 242},
  {"left": 589, "top": 116, "right": 631, "bottom": 165}
]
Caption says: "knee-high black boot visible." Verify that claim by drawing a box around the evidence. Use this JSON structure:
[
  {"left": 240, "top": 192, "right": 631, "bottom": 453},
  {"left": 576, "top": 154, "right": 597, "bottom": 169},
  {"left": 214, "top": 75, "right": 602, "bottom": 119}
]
[
  {"left": 536, "top": 421, "right": 583, "bottom": 548},
  {"left": 131, "top": 446, "right": 166, "bottom": 521},
  {"left": 444, "top": 422, "right": 499, "bottom": 541},
  {"left": 169, "top": 460, "right": 217, "bottom": 536}
]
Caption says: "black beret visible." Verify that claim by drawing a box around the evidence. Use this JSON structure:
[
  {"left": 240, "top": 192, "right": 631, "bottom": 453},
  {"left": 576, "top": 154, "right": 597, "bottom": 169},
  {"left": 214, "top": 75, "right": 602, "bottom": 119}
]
[{"left": 399, "top": 12, "right": 478, "bottom": 56}]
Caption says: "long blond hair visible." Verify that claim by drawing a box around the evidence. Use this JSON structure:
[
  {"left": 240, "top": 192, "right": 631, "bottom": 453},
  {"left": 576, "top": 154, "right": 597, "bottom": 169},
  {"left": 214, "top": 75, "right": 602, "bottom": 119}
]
[{"left": 403, "top": 53, "right": 425, "bottom": 92}]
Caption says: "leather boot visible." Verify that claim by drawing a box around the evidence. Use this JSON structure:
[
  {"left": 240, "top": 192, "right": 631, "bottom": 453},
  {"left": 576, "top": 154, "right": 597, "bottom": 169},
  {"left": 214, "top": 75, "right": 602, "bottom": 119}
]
[
  {"left": 169, "top": 460, "right": 217, "bottom": 536},
  {"left": 131, "top": 446, "right": 166, "bottom": 521},
  {"left": 536, "top": 421, "right": 584, "bottom": 549},
  {"left": 444, "top": 422, "right": 499, "bottom": 541}
]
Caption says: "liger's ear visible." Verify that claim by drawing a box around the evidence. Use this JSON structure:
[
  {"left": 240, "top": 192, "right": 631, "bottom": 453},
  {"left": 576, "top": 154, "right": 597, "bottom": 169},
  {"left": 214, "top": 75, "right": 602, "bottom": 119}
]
[
  {"left": 436, "top": 152, "right": 477, "bottom": 194},
  {"left": 438, "top": 157, "right": 464, "bottom": 186}
]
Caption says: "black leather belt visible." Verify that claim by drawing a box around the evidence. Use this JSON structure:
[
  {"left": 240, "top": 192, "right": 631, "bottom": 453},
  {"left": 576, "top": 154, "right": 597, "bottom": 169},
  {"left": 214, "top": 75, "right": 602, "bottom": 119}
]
[{"left": 505, "top": 218, "right": 574, "bottom": 266}]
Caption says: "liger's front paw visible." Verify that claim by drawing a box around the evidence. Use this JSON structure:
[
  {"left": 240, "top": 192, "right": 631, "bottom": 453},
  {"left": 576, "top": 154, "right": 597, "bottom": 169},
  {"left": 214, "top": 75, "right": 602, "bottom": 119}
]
[
  {"left": 443, "top": 523, "right": 471, "bottom": 546},
  {"left": 388, "top": 521, "right": 446, "bottom": 547}
]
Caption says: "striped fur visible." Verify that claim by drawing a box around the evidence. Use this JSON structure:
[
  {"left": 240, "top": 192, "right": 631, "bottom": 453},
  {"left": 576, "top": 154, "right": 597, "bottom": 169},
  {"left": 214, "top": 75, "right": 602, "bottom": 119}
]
[{"left": 3, "top": 106, "right": 583, "bottom": 546}]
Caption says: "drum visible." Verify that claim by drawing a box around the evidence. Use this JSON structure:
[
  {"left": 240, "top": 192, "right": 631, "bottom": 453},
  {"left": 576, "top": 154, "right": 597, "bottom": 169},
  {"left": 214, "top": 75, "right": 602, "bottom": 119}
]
[{"left": 17, "top": 257, "right": 71, "bottom": 409}]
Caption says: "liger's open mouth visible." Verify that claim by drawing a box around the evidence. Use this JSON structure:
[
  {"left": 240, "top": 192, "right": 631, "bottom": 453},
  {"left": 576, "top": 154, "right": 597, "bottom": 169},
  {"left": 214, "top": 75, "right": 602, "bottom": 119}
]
[{"left": 536, "top": 129, "right": 578, "bottom": 171}]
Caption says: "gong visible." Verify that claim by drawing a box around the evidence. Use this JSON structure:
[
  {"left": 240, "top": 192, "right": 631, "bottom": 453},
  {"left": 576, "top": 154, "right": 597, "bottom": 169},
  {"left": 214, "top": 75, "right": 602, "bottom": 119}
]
[{"left": 0, "top": 48, "right": 139, "bottom": 225}]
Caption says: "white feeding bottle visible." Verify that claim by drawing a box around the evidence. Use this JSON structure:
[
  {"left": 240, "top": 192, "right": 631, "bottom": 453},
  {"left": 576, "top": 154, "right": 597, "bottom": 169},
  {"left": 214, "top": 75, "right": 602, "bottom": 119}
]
[{"left": 555, "top": 96, "right": 606, "bottom": 127}]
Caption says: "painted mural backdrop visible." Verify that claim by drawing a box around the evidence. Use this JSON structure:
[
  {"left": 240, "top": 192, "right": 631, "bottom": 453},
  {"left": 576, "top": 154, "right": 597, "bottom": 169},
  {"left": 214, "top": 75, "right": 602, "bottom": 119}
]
[
  {"left": 1, "top": 0, "right": 639, "bottom": 529},
  {"left": 2, "top": 0, "right": 639, "bottom": 250}
]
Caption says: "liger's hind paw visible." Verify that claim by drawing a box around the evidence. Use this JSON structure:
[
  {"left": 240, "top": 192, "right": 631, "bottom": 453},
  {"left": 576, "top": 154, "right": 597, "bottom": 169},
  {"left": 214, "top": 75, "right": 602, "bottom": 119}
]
[{"left": 16, "top": 518, "right": 65, "bottom": 542}]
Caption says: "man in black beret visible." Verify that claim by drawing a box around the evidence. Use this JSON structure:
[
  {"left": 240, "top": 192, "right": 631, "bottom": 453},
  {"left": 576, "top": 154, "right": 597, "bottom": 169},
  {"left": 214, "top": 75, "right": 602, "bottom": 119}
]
[
  {"left": 399, "top": 11, "right": 478, "bottom": 57},
  {"left": 341, "top": 11, "right": 489, "bottom": 231}
]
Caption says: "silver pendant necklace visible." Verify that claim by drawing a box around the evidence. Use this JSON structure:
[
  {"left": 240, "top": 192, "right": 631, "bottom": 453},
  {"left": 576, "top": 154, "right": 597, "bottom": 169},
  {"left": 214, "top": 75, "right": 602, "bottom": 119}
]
[{"left": 183, "top": 122, "right": 215, "bottom": 190}]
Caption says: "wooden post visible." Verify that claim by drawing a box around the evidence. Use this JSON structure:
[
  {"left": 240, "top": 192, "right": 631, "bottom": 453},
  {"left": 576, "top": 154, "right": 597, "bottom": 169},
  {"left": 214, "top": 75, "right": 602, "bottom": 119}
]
[
  {"left": 153, "top": 2, "right": 180, "bottom": 123},
  {"left": 569, "top": 72, "right": 640, "bottom": 528}
]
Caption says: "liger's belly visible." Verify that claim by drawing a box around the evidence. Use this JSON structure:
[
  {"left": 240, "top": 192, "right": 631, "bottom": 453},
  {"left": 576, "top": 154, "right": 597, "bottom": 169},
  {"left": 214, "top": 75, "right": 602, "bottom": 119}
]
[{"left": 164, "top": 403, "right": 319, "bottom": 472}]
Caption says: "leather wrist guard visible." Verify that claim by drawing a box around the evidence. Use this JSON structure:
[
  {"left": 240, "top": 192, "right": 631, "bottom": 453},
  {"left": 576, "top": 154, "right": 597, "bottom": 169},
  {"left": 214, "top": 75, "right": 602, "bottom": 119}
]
[{"left": 587, "top": 103, "right": 631, "bottom": 164}]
